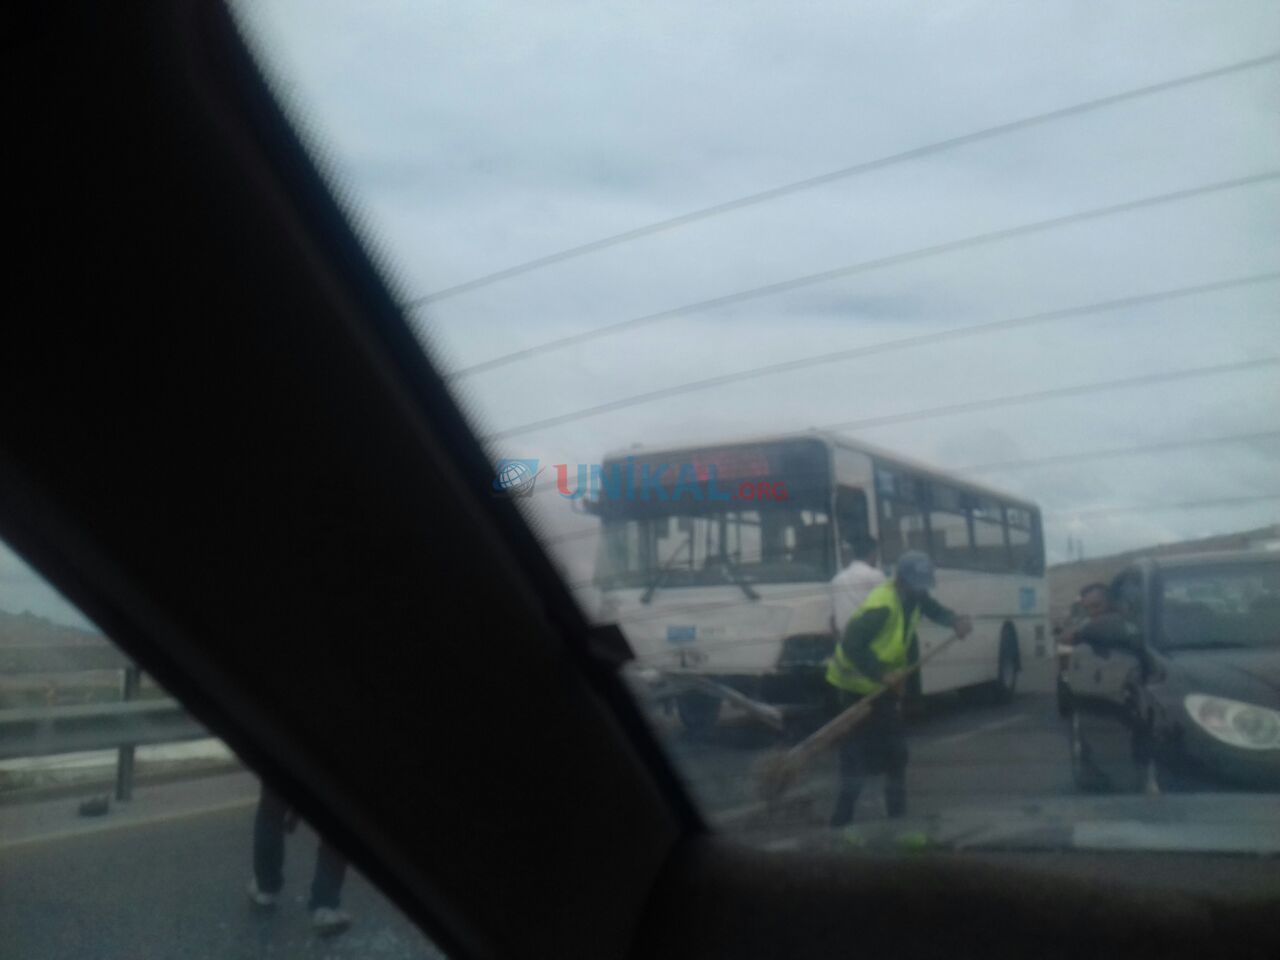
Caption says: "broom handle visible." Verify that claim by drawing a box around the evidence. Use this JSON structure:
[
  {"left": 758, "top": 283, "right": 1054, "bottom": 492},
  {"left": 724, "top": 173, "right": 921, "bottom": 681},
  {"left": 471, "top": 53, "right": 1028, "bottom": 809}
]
[{"left": 786, "top": 633, "right": 961, "bottom": 766}]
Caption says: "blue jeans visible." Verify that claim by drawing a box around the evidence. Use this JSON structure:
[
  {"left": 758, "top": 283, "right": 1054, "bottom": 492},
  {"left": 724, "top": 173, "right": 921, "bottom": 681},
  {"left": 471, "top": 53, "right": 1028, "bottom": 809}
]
[{"left": 253, "top": 785, "right": 347, "bottom": 910}]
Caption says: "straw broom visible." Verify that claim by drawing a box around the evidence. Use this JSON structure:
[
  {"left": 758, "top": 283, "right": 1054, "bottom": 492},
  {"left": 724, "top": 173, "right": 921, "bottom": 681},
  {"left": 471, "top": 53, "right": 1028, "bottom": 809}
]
[{"left": 756, "top": 634, "right": 960, "bottom": 805}]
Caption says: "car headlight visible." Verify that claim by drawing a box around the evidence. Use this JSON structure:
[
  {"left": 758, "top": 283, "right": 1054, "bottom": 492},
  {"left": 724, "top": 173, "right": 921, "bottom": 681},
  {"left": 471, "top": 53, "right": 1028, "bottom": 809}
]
[{"left": 1184, "top": 694, "right": 1280, "bottom": 750}]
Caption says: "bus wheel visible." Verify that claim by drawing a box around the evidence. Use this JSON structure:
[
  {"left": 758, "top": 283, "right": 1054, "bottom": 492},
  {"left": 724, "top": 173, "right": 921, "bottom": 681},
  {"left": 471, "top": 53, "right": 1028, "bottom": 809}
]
[
  {"left": 676, "top": 692, "right": 721, "bottom": 736},
  {"left": 990, "top": 627, "right": 1019, "bottom": 705}
]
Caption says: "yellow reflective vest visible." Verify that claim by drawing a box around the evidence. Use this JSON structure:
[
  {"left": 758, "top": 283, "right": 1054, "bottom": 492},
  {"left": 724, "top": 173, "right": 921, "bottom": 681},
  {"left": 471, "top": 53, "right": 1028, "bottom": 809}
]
[{"left": 826, "top": 581, "right": 922, "bottom": 695}]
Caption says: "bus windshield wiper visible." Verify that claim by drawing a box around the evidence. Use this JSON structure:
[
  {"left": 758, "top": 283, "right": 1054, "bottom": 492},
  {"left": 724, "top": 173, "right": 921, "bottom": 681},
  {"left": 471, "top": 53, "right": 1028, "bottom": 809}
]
[
  {"left": 718, "top": 555, "right": 760, "bottom": 601},
  {"left": 641, "top": 535, "right": 692, "bottom": 605}
]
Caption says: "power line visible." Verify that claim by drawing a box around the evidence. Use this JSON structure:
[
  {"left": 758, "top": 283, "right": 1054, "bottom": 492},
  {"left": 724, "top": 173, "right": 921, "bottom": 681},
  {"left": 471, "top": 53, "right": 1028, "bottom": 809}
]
[
  {"left": 482, "top": 271, "right": 1280, "bottom": 440},
  {"left": 1062, "top": 493, "right": 1280, "bottom": 520},
  {"left": 537, "top": 418, "right": 1280, "bottom": 547},
  {"left": 561, "top": 484, "right": 1280, "bottom": 597},
  {"left": 410, "top": 51, "right": 1280, "bottom": 308},
  {"left": 956, "top": 428, "right": 1280, "bottom": 475},
  {"left": 598, "top": 492, "right": 1280, "bottom": 624},
  {"left": 555, "top": 480, "right": 1280, "bottom": 594},
  {"left": 821, "top": 356, "right": 1279, "bottom": 435},
  {"left": 568, "top": 565, "right": 1044, "bottom": 599},
  {"left": 454, "top": 170, "right": 1280, "bottom": 380}
]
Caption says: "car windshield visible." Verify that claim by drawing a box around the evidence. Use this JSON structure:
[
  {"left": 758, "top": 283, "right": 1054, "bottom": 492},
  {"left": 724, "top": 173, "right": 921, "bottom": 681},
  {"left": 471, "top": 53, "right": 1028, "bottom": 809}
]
[
  {"left": 8, "top": 7, "right": 1280, "bottom": 957},
  {"left": 1161, "top": 562, "right": 1280, "bottom": 650},
  {"left": 228, "top": 0, "right": 1279, "bottom": 858}
]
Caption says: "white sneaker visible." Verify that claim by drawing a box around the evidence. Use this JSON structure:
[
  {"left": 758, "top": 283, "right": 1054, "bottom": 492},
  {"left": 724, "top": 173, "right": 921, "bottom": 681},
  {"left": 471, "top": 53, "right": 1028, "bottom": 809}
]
[
  {"left": 311, "top": 907, "right": 352, "bottom": 936},
  {"left": 246, "top": 878, "right": 278, "bottom": 908}
]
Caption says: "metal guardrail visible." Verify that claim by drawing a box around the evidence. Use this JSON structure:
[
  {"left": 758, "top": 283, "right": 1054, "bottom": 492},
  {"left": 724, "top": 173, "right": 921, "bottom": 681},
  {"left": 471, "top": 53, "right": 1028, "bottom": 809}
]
[
  {"left": 0, "top": 644, "right": 130, "bottom": 673},
  {"left": 0, "top": 654, "right": 208, "bottom": 800},
  {"left": 0, "top": 698, "right": 206, "bottom": 762},
  {"left": 3, "top": 638, "right": 218, "bottom": 799}
]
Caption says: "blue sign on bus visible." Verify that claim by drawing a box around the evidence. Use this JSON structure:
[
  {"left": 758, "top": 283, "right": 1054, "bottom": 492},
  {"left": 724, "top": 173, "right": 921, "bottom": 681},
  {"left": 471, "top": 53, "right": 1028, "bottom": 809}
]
[
  {"left": 1019, "top": 587, "right": 1036, "bottom": 613},
  {"left": 666, "top": 625, "right": 696, "bottom": 644}
]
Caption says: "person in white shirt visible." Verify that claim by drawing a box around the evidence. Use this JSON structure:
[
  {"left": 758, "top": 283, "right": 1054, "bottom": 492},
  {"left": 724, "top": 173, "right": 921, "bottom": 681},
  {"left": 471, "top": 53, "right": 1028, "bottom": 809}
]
[{"left": 831, "top": 537, "right": 886, "bottom": 635}]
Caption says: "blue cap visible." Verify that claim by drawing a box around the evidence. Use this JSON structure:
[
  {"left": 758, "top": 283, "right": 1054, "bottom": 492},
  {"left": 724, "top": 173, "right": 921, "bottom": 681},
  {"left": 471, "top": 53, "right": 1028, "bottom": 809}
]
[{"left": 895, "top": 550, "right": 935, "bottom": 589}]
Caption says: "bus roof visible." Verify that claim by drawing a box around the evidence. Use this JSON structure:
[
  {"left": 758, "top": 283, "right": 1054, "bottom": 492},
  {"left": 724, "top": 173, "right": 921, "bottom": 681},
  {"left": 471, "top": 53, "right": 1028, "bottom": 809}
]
[{"left": 601, "top": 428, "right": 1040, "bottom": 513}]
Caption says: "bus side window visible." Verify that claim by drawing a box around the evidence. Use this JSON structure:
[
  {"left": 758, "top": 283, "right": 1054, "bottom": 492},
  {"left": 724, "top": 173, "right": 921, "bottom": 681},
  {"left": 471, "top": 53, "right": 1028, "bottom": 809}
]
[
  {"left": 927, "top": 483, "right": 972, "bottom": 570},
  {"left": 971, "top": 498, "right": 1009, "bottom": 572},
  {"left": 1007, "top": 507, "right": 1044, "bottom": 575}
]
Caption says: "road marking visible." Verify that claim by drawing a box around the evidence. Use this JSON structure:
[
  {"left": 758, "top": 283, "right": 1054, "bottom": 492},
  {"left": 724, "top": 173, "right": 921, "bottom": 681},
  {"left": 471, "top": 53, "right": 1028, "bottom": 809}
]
[
  {"left": 0, "top": 796, "right": 257, "bottom": 851},
  {"left": 920, "top": 713, "right": 1029, "bottom": 749}
]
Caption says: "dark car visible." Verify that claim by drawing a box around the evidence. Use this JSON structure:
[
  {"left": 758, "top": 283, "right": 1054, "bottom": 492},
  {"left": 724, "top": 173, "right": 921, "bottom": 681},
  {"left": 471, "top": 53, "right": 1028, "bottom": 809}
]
[{"left": 1068, "top": 551, "right": 1280, "bottom": 793}]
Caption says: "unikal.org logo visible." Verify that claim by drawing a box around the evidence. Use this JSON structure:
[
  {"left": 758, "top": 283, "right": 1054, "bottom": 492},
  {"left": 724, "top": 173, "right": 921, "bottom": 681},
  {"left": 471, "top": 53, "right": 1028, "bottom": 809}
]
[{"left": 492, "top": 458, "right": 541, "bottom": 498}]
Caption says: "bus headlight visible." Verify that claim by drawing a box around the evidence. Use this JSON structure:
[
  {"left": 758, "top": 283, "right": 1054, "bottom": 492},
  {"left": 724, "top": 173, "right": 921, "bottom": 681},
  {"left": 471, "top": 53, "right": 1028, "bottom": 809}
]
[{"left": 1185, "top": 694, "right": 1280, "bottom": 750}]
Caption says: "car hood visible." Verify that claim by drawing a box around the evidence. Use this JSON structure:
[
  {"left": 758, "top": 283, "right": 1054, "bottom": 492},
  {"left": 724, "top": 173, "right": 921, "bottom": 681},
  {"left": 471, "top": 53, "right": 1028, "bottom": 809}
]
[
  {"left": 800, "top": 793, "right": 1280, "bottom": 856},
  {"left": 1167, "top": 647, "right": 1280, "bottom": 705}
]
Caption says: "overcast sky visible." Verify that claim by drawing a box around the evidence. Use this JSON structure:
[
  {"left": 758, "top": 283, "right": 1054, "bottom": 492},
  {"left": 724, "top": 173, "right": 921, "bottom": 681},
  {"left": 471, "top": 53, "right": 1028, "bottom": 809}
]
[{"left": 7, "top": 1, "right": 1279, "bottom": 627}]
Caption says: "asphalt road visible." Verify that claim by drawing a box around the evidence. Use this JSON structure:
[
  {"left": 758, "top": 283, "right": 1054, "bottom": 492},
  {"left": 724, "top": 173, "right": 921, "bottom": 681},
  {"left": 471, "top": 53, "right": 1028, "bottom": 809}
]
[
  {"left": 662, "top": 686, "right": 1073, "bottom": 834},
  {"left": 0, "top": 675, "right": 1074, "bottom": 960},
  {"left": 0, "top": 775, "right": 446, "bottom": 960}
]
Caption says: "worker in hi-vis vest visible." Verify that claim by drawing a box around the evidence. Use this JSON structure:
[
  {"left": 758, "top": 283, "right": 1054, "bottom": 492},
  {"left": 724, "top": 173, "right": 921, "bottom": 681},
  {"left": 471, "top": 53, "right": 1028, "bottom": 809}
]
[{"left": 825, "top": 550, "right": 972, "bottom": 827}]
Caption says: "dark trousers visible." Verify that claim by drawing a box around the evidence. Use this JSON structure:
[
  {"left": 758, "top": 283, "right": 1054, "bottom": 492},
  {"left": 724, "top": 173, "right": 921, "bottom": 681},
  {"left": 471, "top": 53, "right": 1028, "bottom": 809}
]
[
  {"left": 253, "top": 785, "right": 347, "bottom": 910},
  {"left": 830, "top": 691, "right": 909, "bottom": 827}
]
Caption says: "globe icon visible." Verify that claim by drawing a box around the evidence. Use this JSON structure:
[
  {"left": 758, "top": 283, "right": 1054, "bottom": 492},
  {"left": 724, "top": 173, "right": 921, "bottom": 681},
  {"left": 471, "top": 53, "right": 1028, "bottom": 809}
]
[{"left": 495, "top": 459, "right": 537, "bottom": 495}]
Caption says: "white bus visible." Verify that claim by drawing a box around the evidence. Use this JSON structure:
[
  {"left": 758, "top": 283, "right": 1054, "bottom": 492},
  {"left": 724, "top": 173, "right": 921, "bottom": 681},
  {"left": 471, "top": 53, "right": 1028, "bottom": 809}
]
[{"left": 588, "top": 431, "right": 1048, "bottom": 732}]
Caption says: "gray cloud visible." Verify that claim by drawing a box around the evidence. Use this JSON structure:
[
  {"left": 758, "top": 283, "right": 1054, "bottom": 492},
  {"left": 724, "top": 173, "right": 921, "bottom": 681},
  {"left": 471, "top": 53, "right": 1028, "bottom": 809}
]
[
  {"left": 234, "top": 0, "right": 1280, "bottom": 577},
  {"left": 5, "top": 2, "right": 1274, "bottom": 628}
]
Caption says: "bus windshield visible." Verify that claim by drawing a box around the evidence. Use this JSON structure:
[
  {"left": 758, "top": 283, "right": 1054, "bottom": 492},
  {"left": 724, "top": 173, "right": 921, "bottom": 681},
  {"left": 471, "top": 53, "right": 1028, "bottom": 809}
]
[
  {"left": 596, "top": 501, "right": 835, "bottom": 591},
  {"left": 591, "top": 438, "right": 833, "bottom": 591}
]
